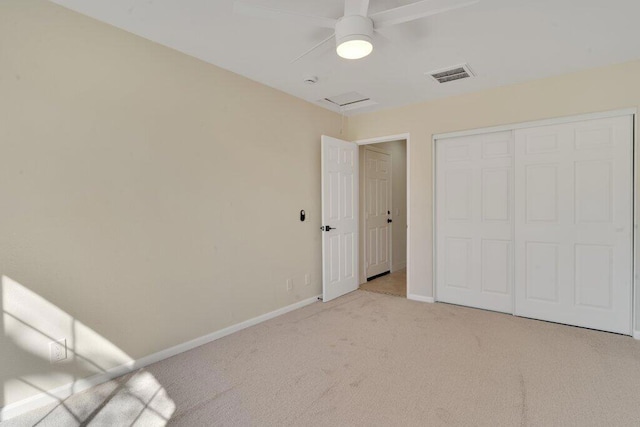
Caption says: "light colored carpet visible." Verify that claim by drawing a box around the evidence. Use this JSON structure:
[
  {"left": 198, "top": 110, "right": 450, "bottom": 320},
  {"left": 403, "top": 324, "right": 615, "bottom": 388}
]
[
  {"left": 359, "top": 269, "right": 406, "bottom": 297},
  {"left": 4, "top": 290, "right": 640, "bottom": 426}
]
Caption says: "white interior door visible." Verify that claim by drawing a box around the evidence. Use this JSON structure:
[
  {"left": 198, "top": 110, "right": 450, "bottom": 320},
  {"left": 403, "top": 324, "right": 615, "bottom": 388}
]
[
  {"left": 365, "top": 147, "right": 392, "bottom": 279},
  {"left": 435, "top": 131, "right": 514, "bottom": 313},
  {"left": 514, "top": 116, "right": 633, "bottom": 334},
  {"left": 321, "top": 135, "right": 358, "bottom": 302}
]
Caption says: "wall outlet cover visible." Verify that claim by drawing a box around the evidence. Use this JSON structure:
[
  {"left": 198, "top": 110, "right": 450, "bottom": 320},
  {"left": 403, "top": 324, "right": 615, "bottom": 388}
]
[{"left": 49, "top": 339, "right": 67, "bottom": 363}]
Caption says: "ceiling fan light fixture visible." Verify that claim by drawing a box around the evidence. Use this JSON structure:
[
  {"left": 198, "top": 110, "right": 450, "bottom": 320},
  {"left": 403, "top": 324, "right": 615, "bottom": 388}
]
[
  {"left": 336, "top": 36, "right": 373, "bottom": 59},
  {"left": 335, "top": 15, "right": 374, "bottom": 60}
]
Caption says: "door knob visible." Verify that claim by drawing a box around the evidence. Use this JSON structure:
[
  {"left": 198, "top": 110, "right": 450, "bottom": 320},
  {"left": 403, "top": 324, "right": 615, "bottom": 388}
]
[
  {"left": 321, "top": 225, "right": 337, "bottom": 231},
  {"left": 387, "top": 219, "right": 392, "bottom": 223}
]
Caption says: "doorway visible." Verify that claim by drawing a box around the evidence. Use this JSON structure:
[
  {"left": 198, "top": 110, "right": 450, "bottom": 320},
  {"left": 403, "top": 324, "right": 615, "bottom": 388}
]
[{"left": 358, "top": 139, "right": 407, "bottom": 297}]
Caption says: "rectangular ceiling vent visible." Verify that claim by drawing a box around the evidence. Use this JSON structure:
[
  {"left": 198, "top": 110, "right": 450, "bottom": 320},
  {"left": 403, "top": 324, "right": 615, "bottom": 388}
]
[{"left": 427, "top": 64, "right": 475, "bottom": 84}]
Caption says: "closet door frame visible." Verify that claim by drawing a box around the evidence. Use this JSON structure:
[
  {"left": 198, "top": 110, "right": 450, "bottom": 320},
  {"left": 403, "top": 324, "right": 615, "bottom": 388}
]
[{"left": 432, "top": 108, "right": 637, "bottom": 336}]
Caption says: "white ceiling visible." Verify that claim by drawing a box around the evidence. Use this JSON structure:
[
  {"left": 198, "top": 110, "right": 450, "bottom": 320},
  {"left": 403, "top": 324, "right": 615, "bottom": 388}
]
[{"left": 49, "top": 0, "right": 640, "bottom": 115}]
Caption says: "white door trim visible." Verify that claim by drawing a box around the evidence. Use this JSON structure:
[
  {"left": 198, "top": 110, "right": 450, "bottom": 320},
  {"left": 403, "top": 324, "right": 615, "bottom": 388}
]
[
  {"left": 632, "top": 111, "right": 637, "bottom": 338},
  {"left": 434, "top": 108, "right": 637, "bottom": 141},
  {"left": 432, "top": 109, "right": 637, "bottom": 337},
  {"left": 355, "top": 133, "right": 412, "bottom": 297},
  {"left": 432, "top": 135, "right": 437, "bottom": 303}
]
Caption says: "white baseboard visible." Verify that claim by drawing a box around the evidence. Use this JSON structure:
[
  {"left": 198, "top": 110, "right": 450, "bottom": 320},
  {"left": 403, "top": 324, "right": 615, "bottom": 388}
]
[
  {"left": 391, "top": 261, "right": 406, "bottom": 272},
  {"left": 407, "top": 293, "right": 435, "bottom": 303},
  {"left": 0, "top": 294, "right": 321, "bottom": 422},
  {"left": 634, "top": 331, "right": 640, "bottom": 340}
]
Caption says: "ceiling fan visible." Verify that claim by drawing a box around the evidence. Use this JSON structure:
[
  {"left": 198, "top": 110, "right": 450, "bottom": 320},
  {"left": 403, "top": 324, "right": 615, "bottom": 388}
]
[{"left": 234, "top": 0, "right": 479, "bottom": 62}]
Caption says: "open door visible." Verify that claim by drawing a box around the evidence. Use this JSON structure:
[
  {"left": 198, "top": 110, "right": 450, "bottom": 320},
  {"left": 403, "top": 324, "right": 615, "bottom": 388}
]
[
  {"left": 364, "top": 146, "right": 392, "bottom": 279},
  {"left": 321, "top": 135, "right": 358, "bottom": 302}
]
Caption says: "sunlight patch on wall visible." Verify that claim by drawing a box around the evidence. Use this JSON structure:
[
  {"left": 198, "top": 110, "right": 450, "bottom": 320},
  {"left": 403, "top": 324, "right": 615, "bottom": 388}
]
[
  {"left": 1, "top": 275, "right": 176, "bottom": 424},
  {"left": 3, "top": 275, "right": 74, "bottom": 363}
]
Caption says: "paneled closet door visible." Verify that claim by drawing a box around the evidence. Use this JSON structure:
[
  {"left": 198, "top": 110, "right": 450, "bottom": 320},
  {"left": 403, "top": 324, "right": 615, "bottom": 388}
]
[
  {"left": 514, "top": 116, "right": 633, "bottom": 334},
  {"left": 435, "top": 131, "right": 514, "bottom": 313}
]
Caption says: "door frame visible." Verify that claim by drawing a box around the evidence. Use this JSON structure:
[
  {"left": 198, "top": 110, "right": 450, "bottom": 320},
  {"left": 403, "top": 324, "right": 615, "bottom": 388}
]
[
  {"left": 355, "top": 133, "right": 412, "bottom": 297},
  {"left": 363, "top": 144, "right": 393, "bottom": 280},
  {"left": 431, "top": 108, "right": 638, "bottom": 337}
]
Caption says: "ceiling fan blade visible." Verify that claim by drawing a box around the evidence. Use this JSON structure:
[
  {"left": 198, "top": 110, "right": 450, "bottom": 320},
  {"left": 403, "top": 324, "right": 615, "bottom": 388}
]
[
  {"left": 373, "top": 29, "right": 410, "bottom": 57},
  {"left": 370, "top": 0, "right": 479, "bottom": 29},
  {"left": 371, "top": 31, "right": 413, "bottom": 73},
  {"left": 291, "top": 33, "right": 335, "bottom": 63},
  {"left": 344, "top": 0, "right": 370, "bottom": 17},
  {"left": 234, "top": 2, "right": 338, "bottom": 29}
]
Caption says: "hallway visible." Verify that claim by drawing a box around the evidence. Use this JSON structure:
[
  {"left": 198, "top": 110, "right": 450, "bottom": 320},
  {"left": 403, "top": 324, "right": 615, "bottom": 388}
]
[{"left": 359, "top": 269, "right": 406, "bottom": 297}]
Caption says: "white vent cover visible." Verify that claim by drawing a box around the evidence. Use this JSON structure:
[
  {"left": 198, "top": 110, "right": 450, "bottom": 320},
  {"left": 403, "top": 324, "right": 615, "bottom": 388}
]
[
  {"left": 427, "top": 64, "right": 475, "bottom": 84},
  {"left": 318, "top": 91, "right": 377, "bottom": 112}
]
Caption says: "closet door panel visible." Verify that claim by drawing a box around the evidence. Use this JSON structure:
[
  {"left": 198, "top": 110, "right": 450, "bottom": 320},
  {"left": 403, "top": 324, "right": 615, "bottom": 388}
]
[
  {"left": 436, "top": 131, "right": 514, "bottom": 313},
  {"left": 514, "top": 116, "right": 632, "bottom": 334}
]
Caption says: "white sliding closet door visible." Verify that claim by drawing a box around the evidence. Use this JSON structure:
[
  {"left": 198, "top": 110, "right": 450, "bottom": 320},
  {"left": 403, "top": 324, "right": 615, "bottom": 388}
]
[
  {"left": 514, "top": 116, "right": 633, "bottom": 334},
  {"left": 436, "top": 131, "right": 514, "bottom": 313}
]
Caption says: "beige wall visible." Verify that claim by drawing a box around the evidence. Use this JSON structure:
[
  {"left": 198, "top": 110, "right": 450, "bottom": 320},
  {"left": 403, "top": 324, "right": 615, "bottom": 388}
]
[
  {"left": 358, "top": 140, "right": 407, "bottom": 283},
  {"left": 348, "top": 59, "right": 640, "bottom": 329},
  {"left": 0, "top": 0, "right": 343, "bottom": 408}
]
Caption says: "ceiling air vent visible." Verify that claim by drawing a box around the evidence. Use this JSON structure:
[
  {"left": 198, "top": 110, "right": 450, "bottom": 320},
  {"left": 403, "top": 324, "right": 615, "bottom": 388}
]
[
  {"left": 427, "top": 64, "right": 475, "bottom": 84},
  {"left": 318, "top": 91, "right": 377, "bottom": 112}
]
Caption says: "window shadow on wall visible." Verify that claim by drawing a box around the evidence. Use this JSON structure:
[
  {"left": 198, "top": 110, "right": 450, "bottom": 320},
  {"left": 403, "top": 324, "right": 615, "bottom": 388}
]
[{"left": 0, "top": 275, "right": 175, "bottom": 425}]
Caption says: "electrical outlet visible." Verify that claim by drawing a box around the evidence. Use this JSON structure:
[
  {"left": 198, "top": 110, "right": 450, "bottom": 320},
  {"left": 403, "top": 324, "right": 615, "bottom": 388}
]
[
  {"left": 286, "top": 279, "right": 293, "bottom": 291},
  {"left": 49, "top": 339, "right": 67, "bottom": 363},
  {"left": 305, "top": 274, "right": 311, "bottom": 286}
]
